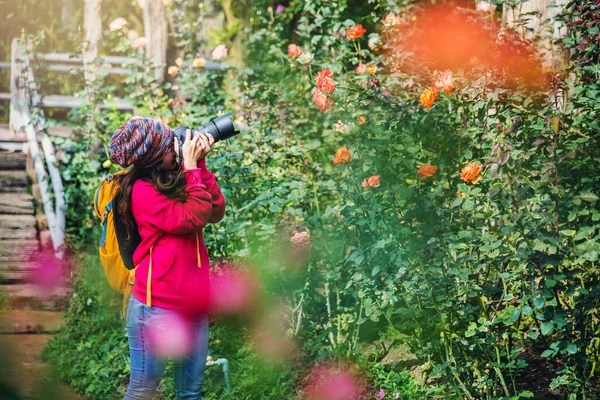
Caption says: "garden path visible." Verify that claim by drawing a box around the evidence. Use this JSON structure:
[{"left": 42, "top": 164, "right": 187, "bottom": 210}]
[{"left": 0, "top": 149, "right": 78, "bottom": 399}]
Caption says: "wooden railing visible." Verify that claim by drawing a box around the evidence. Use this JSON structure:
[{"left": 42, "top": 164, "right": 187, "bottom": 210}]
[
  {"left": 10, "top": 39, "right": 66, "bottom": 259},
  {"left": 0, "top": 51, "right": 226, "bottom": 111}
]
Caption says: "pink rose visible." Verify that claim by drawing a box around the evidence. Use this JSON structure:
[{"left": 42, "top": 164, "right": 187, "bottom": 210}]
[{"left": 212, "top": 45, "right": 228, "bottom": 61}]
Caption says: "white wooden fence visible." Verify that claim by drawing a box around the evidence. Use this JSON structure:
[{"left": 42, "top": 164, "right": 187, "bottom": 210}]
[{"left": 9, "top": 39, "right": 67, "bottom": 259}]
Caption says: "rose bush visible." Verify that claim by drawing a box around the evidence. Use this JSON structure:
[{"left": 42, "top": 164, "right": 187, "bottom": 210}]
[{"left": 37, "top": 0, "right": 600, "bottom": 399}]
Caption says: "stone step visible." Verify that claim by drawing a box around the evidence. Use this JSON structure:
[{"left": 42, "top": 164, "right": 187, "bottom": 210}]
[
  {"left": 0, "top": 310, "right": 63, "bottom": 333},
  {"left": 0, "top": 192, "right": 34, "bottom": 215},
  {"left": 0, "top": 170, "right": 28, "bottom": 192},
  {"left": 0, "top": 151, "right": 27, "bottom": 170},
  {"left": 0, "top": 214, "right": 37, "bottom": 240}
]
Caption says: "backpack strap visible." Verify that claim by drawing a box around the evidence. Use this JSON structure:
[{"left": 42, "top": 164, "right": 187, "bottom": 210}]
[
  {"left": 146, "top": 245, "right": 153, "bottom": 307},
  {"left": 100, "top": 200, "right": 113, "bottom": 247},
  {"left": 195, "top": 232, "right": 202, "bottom": 269},
  {"left": 145, "top": 232, "right": 162, "bottom": 307},
  {"left": 93, "top": 184, "right": 102, "bottom": 218}
]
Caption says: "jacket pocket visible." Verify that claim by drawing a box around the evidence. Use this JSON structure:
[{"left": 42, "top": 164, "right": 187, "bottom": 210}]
[{"left": 155, "top": 249, "right": 197, "bottom": 294}]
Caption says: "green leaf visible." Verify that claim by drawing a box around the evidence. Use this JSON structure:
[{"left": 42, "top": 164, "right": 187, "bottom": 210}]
[
  {"left": 565, "top": 343, "right": 577, "bottom": 354},
  {"left": 522, "top": 305, "right": 533, "bottom": 316},
  {"left": 542, "top": 349, "right": 554, "bottom": 357},
  {"left": 541, "top": 322, "right": 554, "bottom": 336},
  {"left": 465, "top": 330, "right": 476, "bottom": 338},
  {"left": 510, "top": 309, "right": 521, "bottom": 323},
  {"left": 533, "top": 297, "right": 545, "bottom": 309},
  {"left": 450, "top": 197, "right": 464, "bottom": 209},
  {"left": 559, "top": 230, "right": 576, "bottom": 237},
  {"left": 545, "top": 278, "right": 557, "bottom": 288},
  {"left": 579, "top": 192, "right": 599, "bottom": 202},
  {"left": 541, "top": 349, "right": 554, "bottom": 358},
  {"left": 528, "top": 330, "right": 539, "bottom": 339}
]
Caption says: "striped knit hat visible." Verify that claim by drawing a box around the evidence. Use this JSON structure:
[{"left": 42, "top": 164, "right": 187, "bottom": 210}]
[{"left": 109, "top": 117, "right": 173, "bottom": 168}]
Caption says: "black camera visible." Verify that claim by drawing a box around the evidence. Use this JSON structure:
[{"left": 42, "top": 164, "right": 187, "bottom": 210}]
[{"left": 173, "top": 112, "right": 240, "bottom": 157}]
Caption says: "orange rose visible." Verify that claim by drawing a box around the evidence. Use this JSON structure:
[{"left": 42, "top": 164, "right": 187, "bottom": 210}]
[
  {"left": 316, "top": 68, "right": 336, "bottom": 93},
  {"left": 367, "top": 175, "right": 380, "bottom": 187},
  {"left": 461, "top": 163, "right": 483, "bottom": 183},
  {"left": 363, "top": 175, "right": 380, "bottom": 189},
  {"left": 312, "top": 88, "right": 334, "bottom": 112},
  {"left": 358, "top": 116, "right": 366, "bottom": 125},
  {"left": 420, "top": 87, "right": 437, "bottom": 110},
  {"left": 435, "top": 70, "right": 455, "bottom": 94},
  {"left": 288, "top": 44, "right": 302, "bottom": 60},
  {"left": 366, "top": 64, "right": 377, "bottom": 75},
  {"left": 333, "top": 147, "right": 351, "bottom": 165},
  {"left": 193, "top": 57, "right": 206, "bottom": 68},
  {"left": 417, "top": 164, "right": 438, "bottom": 178},
  {"left": 346, "top": 24, "right": 366, "bottom": 40}
]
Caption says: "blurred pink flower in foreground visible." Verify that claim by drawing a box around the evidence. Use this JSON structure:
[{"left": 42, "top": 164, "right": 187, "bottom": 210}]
[
  {"left": 146, "top": 313, "right": 193, "bottom": 357},
  {"left": 109, "top": 17, "right": 127, "bottom": 31},
  {"left": 27, "top": 249, "right": 64, "bottom": 297},
  {"left": 209, "top": 263, "right": 257, "bottom": 316},
  {"left": 303, "top": 363, "right": 367, "bottom": 400},
  {"left": 251, "top": 309, "right": 297, "bottom": 362},
  {"left": 212, "top": 45, "right": 228, "bottom": 61}
]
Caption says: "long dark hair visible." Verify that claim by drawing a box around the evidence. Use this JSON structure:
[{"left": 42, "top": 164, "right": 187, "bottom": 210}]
[{"left": 114, "top": 161, "right": 187, "bottom": 244}]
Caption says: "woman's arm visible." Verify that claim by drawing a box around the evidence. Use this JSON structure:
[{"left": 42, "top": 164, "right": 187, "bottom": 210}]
[
  {"left": 132, "top": 169, "right": 213, "bottom": 234},
  {"left": 198, "top": 159, "right": 226, "bottom": 223}
]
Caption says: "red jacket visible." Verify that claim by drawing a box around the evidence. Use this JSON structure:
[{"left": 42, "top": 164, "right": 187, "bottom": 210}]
[{"left": 131, "top": 158, "right": 225, "bottom": 312}]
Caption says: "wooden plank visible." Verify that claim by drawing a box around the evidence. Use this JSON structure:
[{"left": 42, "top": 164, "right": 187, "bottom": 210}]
[
  {"left": 46, "top": 64, "right": 132, "bottom": 75},
  {"left": 47, "top": 126, "right": 73, "bottom": 138},
  {"left": 0, "top": 229, "right": 36, "bottom": 240},
  {"left": 0, "top": 193, "right": 34, "bottom": 215},
  {"left": 0, "top": 263, "right": 38, "bottom": 283},
  {"left": 0, "top": 283, "right": 68, "bottom": 310},
  {"left": 0, "top": 124, "right": 73, "bottom": 141},
  {"left": 0, "top": 170, "right": 28, "bottom": 191},
  {"left": 40, "top": 94, "right": 133, "bottom": 110},
  {"left": 0, "top": 214, "right": 36, "bottom": 229},
  {"left": 0, "top": 239, "right": 39, "bottom": 260},
  {"left": 0, "top": 151, "right": 26, "bottom": 169},
  {"left": 40, "top": 52, "right": 139, "bottom": 65}
]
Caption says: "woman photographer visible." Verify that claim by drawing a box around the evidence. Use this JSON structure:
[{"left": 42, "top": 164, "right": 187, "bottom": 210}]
[{"left": 109, "top": 117, "right": 225, "bottom": 399}]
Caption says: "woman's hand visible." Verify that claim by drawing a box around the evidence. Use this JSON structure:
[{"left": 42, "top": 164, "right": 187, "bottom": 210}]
[{"left": 177, "top": 129, "right": 215, "bottom": 170}]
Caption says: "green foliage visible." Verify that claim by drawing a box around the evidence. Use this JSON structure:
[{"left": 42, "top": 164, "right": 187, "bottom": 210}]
[{"left": 36, "top": 0, "right": 600, "bottom": 399}]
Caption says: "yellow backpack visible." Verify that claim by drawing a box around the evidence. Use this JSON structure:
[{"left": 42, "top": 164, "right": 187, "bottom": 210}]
[{"left": 93, "top": 172, "right": 138, "bottom": 316}]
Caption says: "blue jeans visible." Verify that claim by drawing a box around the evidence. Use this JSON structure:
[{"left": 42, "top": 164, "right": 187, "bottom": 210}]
[{"left": 124, "top": 296, "right": 209, "bottom": 400}]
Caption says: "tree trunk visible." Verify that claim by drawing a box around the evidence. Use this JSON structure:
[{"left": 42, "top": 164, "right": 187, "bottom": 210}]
[
  {"left": 141, "top": 0, "right": 168, "bottom": 82},
  {"left": 502, "top": 0, "right": 569, "bottom": 69},
  {"left": 221, "top": 0, "right": 248, "bottom": 69},
  {"left": 82, "top": 0, "right": 102, "bottom": 84}
]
